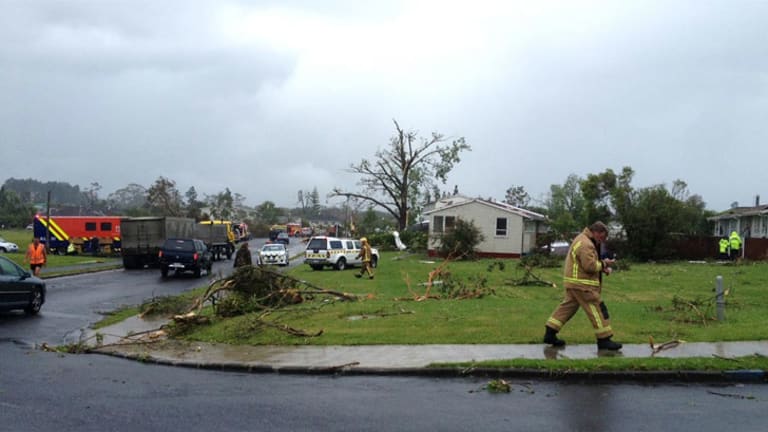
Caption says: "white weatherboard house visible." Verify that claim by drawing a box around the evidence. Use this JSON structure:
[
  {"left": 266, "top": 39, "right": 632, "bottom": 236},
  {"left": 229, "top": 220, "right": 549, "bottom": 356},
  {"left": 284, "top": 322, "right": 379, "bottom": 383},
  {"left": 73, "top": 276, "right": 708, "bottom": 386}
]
[{"left": 423, "top": 195, "right": 548, "bottom": 258}]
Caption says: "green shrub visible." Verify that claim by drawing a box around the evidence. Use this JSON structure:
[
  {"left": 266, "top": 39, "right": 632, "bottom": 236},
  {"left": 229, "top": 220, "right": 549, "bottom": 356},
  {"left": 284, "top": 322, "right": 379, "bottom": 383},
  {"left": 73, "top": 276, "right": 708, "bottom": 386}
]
[{"left": 436, "top": 219, "right": 484, "bottom": 260}]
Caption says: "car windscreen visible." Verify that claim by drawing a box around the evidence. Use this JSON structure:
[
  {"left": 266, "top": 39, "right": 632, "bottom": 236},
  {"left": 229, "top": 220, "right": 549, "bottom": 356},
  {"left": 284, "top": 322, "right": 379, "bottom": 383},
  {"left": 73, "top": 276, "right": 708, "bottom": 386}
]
[
  {"left": 163, "top": 239, "right": 195, "bottom": 251},
  {"left": 262, "top": 245, "right": 283, "bottom": 252}
]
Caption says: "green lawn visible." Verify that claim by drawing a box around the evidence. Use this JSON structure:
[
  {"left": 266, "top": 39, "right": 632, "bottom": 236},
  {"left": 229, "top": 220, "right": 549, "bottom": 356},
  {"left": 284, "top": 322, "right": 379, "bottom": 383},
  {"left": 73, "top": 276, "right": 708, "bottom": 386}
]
[
  {"left": 0, "top": 228, "right": 122, "bottom": 275},
  {"left": 173, "top": 251, "right": 768, "bottom": 346}
]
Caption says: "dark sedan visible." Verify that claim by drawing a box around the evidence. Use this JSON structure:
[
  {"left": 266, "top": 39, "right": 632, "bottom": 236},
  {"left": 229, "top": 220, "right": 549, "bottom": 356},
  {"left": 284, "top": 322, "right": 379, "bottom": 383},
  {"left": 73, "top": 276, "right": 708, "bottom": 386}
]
[
  {"left": 0, "top": 255, "right": 46, "bottom": 314},
  {"left": 276, "top": 232, "right": 290, "bottom": 245}
]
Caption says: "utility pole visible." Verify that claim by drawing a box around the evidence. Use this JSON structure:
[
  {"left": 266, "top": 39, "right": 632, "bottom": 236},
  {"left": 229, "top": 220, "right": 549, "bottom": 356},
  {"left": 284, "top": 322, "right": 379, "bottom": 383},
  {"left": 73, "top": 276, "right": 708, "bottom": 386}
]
[{"left": 45, "top": 190, "right": 51, "bottom": 253}]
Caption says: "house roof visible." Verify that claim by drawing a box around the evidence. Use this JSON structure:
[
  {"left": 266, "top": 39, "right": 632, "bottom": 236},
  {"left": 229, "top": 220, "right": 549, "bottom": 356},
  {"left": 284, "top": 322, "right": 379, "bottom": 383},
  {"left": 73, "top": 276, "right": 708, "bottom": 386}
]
[
  {"left": 423, "top": 197, "right": 547, "bottom": 221},
  {"left": 708, "top": 205, "right": 768, "bottom": 221}
]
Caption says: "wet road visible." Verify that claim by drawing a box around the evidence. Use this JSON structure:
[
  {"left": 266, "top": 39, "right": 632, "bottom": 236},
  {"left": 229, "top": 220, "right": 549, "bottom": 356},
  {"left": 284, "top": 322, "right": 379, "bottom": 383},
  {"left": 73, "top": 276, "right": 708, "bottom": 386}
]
[{"left": 1, "top": 240, "right": 767, "bottom": 431}]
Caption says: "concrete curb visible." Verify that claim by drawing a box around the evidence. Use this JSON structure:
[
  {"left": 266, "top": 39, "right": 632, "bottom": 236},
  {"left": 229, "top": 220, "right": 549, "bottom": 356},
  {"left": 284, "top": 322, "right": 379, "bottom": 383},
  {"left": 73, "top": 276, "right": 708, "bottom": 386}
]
[{"left": 92, "top": 350, "right": 768, "bottom": 383}]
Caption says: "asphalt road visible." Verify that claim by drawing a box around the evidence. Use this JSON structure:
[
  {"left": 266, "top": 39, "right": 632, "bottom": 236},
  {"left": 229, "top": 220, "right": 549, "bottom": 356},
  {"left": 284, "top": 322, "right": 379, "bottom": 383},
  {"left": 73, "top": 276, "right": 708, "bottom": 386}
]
[{"left": 2, "top": 240, "right": 767, "bottom": 431}]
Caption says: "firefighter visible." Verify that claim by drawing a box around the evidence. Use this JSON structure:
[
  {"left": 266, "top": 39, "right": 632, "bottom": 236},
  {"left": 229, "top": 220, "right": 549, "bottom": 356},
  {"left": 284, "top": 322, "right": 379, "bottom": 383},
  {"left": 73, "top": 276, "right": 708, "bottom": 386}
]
[
  {"left": 24, "top": 237, "right": 47, "bottom": 277},
  {"left": 729, "top": 230, "right": 742, "bottom": 261},
  {"left": 354, "top": 237, "right": 374, "bottom": 280},
  {"left": 543, "top": 221, "right": 622, "bottom": 351},
  {"left": 718, "top": 237, "right": 729, "bottom": 261}
]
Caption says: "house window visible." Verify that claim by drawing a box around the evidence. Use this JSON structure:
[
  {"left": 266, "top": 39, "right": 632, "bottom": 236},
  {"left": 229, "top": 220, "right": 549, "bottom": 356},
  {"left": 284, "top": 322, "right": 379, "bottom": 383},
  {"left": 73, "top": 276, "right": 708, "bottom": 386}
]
[
  {"left": 433, "top": 216, "right": 444, "bottom": 233},
  {"left": 444, "top": 216, "right": 456, "bottom": 232},
  {"left": 496, "top": 218, "right": 508, "bottom": 236}
]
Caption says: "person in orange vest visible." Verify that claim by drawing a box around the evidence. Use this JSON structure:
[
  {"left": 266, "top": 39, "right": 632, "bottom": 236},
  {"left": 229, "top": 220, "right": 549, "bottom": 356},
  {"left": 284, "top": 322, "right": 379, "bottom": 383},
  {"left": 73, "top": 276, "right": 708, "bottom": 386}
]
[{"left": 25, "top": 237, "right": 47, "bottom": 277}]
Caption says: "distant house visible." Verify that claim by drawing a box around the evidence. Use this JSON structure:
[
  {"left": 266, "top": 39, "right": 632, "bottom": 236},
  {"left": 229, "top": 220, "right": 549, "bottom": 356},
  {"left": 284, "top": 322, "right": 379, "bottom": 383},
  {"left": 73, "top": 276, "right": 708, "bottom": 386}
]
[
  {"left": 708, "top": 196, "right": 768, "bottom": 239},
  {"left": 423, "top": 195, "right": 548, "bottom": 258}
]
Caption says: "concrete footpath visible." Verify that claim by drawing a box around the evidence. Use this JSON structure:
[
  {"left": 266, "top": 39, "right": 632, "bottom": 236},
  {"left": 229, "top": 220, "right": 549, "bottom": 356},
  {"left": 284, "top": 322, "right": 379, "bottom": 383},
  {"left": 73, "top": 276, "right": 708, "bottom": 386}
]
[{"left": 79, "top": 315, "right": 768, "bottom": 383}]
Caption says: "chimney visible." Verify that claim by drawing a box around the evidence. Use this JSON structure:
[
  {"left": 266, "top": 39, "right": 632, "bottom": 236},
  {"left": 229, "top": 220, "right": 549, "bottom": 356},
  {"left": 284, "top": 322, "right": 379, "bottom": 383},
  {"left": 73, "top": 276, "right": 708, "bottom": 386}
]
[{"left": 757, "top": 195, "right": 761, "bottom": 207}]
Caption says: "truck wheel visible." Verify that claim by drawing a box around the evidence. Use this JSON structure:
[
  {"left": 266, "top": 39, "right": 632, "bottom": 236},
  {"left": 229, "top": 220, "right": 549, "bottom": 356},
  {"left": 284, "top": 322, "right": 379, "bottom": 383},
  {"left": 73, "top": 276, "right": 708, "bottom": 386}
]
[
  {"left": 371, "top": 256, "right": 378, "bottom": 268},
  {"left": 335, "top": 258, "right": 347, "bottom": 271},
  {"left": 194, "top": 266, "right": 202, "bottom": 278}
]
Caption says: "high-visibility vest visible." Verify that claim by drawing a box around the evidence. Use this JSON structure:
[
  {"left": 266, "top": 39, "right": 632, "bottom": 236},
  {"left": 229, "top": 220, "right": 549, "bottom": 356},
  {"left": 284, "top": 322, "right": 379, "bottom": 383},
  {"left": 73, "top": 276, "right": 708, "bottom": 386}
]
[
  {"left": 729, "top": 232, "right": 742, "bottom": 250},
  {"left": 719, "top": 239, "right": 729, "bottom": 253},
  {"left": 28, "top": 243, "right": 46, "bottom": 264}
]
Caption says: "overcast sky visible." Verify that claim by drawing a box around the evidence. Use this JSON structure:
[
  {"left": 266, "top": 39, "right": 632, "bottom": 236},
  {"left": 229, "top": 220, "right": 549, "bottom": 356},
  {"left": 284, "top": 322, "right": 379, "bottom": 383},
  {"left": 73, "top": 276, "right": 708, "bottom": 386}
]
[{"left": 2, "top": 1, "right": 766, "bottom": 211}]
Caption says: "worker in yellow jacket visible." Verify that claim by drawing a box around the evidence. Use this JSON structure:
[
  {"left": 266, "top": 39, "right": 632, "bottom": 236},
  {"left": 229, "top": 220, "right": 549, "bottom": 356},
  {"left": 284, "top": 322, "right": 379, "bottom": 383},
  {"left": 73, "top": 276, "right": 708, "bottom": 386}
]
[
  {"left": 543, "top": 221, "right": 622, "bottom": 351},
  {"left": 729, "top": 231, "right": 742, "bottom": 261}
]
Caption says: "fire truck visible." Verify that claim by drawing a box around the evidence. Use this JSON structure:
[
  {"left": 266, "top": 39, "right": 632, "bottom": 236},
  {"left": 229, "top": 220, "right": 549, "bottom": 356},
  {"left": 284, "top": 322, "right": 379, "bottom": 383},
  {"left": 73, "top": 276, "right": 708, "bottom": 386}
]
[{"left": 33, "top": 214, "right": 122, "bottom": 255}]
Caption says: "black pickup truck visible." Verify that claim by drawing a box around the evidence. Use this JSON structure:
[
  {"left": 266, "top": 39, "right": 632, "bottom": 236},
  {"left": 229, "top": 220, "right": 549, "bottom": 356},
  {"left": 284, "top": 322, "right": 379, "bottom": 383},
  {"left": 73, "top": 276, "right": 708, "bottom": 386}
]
[{"left": 158, "top": 238, "right": 213, "bottom": 278}]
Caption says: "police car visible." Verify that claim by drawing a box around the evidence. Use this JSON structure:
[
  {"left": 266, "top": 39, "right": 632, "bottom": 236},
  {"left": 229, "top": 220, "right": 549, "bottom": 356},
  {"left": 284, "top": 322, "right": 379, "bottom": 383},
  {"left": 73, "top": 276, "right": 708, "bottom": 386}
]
[
  {"left": 304, "top": 236, "right": 378, "bottom": 271},
  {"left": 259, "top": 243, "right": 289, "bottom": 266}
]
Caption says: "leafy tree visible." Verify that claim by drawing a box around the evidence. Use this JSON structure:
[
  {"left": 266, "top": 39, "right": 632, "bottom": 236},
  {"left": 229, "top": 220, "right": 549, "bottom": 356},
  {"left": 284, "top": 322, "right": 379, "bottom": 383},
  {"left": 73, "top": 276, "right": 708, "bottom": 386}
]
[
  {"left": 184, "top": 186, "right": 204, "bottom": 220},
  {"left": 580, "top": 167, "right": 634, "bottom": 224},
  {"left": 255, "top": 201, "right": 283, "bottom": 225},
  {"left": 436, "top": 218, "right": 484, "bottom": 260},
  {"left": 83, "top": 182, "right": 102, "bottom": 213},
  {"left": 146, "top": 176, "right": 182, "bottom": 216},
  {"left": 0, "top": 187, "right": 35, "bottom": 227},
  {"left": 3, "top": 178, "right": 85, "bottom": 205},
  {"left": 580, "top": 168, "right": 713, "bottom": 260},
  {"left": 207, "top": 188, "right": 234, "bottom": 222},
  {"left": 544, "top": 174, "right": 586, "bottom": 239},
  {"left": 310, "top": 187, "right": 321, "bottom": 216},
  {"left": 504, "top": 185, "right": 530, "bottom": 207},
  {"left": 331, "top": 120, "right": 470, "bottom": 230},
  {"left": 232, "top": 192, "right": 248, "bottom": 222},
  {"left": 107, "top": 183, "right": 147, "bottom": 211}
]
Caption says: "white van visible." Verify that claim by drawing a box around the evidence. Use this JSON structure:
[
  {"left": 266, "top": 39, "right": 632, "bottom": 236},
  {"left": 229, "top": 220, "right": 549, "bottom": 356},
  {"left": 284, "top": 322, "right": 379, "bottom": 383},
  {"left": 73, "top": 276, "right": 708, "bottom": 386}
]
[{"left": 304, "top": 236, "right": 379, "bottom": 271}]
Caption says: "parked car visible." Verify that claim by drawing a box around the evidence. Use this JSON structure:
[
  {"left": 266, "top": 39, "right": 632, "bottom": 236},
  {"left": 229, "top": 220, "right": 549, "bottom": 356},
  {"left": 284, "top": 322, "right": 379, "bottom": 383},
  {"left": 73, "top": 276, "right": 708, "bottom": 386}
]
[
  {"left": 276, "top": 232, "right": 290, "bottom": 245},
  {"left": 542, "top": 241, "right": 570, "bottom": 256},
  {"left": 258, "top": 243, "right": 289, "bottom": 266},
  {"left": 0, "top": 255, "right": 46, "bottom": 314},
  {"left": 304, "top": 236, "right": 379, "bottom": 271},
  {"left": 0, "top": 237, "right": 19, "bottom": 253}
]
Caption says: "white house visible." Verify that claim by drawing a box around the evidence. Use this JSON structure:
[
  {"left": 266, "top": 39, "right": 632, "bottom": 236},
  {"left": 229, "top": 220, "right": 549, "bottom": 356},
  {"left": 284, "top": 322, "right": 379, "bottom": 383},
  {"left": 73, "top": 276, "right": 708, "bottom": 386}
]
[
  {"left": 423, "top": 195, "right": 548, "bottom": 258},
  {"left": 708, "top": 196, "right": 768, "bottom": 239}
]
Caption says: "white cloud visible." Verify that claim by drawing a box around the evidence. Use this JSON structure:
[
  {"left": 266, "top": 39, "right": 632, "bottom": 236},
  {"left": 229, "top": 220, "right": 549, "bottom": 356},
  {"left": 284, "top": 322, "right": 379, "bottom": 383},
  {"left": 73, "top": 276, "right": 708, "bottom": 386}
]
[{"left": 2, "top": 0, "right": 767, "bottom": 211}]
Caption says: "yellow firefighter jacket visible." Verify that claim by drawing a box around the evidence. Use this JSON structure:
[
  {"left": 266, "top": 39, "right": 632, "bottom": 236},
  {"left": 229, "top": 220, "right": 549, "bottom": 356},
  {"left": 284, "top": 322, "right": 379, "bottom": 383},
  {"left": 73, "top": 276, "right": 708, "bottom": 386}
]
[{"left": 563, "top": 227, "right": 605, "bottom": 291}]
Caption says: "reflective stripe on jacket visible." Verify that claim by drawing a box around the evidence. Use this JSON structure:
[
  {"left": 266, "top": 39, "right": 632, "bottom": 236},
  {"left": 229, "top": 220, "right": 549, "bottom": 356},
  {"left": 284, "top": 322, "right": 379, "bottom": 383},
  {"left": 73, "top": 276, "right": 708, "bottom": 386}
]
[{"left": 563, "top": 228, "right": 603, "bottom": 291}]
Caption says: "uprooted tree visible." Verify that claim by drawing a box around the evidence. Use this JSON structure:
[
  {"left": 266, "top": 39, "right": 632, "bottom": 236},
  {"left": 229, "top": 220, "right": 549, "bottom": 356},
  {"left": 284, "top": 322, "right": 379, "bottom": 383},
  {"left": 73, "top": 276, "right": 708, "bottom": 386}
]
[{"left": 330, "top": 119, "right": 471, "bottom": 231}]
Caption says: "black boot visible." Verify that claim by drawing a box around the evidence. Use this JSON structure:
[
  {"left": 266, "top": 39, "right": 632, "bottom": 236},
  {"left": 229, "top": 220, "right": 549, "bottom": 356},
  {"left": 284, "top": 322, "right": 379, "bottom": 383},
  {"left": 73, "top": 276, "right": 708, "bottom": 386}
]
[
  {"left": 543, "top": 326, "right": 565, "bottom": 347},
  {"left": 597, "top": 336, "right": 622, "bottom": 351}
]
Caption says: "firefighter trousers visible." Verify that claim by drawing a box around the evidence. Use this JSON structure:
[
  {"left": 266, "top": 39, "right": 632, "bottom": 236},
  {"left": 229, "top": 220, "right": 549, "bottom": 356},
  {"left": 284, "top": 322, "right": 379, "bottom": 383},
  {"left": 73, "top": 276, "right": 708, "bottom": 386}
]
[{"left": 546, "top": 287, "right": 613, "bottom": 339}]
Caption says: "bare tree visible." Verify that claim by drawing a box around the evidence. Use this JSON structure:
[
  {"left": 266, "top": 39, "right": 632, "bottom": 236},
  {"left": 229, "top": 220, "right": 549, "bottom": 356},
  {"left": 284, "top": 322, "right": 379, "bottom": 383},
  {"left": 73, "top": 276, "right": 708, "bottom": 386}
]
[{"left": 331, "top": 120, "right": 470, "bottom": 230}]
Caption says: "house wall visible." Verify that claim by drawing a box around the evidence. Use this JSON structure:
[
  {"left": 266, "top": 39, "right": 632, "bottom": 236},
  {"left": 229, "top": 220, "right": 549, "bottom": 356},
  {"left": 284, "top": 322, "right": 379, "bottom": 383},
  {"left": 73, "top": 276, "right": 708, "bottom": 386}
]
[
  {"left": 713, "top": 215, "right": 768, "bottom": 239},
  {"left": 427, "top": 202, "right": 535, "bottom": 258}
]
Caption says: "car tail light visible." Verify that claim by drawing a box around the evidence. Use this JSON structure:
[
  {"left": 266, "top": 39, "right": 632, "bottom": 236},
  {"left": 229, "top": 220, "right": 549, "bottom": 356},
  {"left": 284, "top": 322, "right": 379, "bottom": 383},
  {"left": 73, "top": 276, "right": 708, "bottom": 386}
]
[
  {"left": 158, "top": 251, "right": 163, "bottom": 258},
  {"left": 193, "top": 252, "right": 199, "bottom": 261}
]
